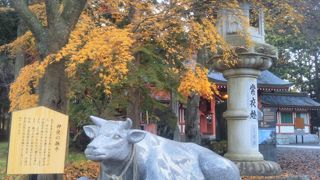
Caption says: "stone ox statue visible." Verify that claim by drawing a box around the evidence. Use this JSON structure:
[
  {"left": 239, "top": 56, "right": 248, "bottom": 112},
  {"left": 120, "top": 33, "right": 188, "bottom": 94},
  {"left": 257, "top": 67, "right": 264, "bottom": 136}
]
[{"left": 82, "top": 116, "right": 240, "bottom": 180}]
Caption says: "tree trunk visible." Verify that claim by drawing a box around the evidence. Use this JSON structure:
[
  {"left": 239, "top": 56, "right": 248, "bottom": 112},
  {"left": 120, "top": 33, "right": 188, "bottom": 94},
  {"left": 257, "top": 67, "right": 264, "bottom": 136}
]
[
  {"left": 185, "top": 94, "right": 201, "bottom": 144},
  {"left": 35, "top": 36, "right": 68, "bottom": 180},
  {"left": 14, "top": 19, "right": 28, "bottom": 78},
  {"left": 127, "top": 87, "right": 141, "bottom": 129},
  {"left": 126, "top": 53, "right": 141, "bottom": 129},
  {"left": 32, "top": 18, "right": 71, "bottom": 180},
  {"left": 38, "top": 60, "right": 68, "bottom": 113},
  {"left": 36, "top": 66, "right": 66, "bottom": 177},
  {"left": 5, "top": 114, "right": 10, "bottom": 139},
  {"left": 314, "top": 53, "right": 320, "bottom": 101},
  {"left": 0, "top": 114, "right": 3, "bottom": 139},
  {"left": 37, "top": 70, "right": 66, "bottom": 177}
]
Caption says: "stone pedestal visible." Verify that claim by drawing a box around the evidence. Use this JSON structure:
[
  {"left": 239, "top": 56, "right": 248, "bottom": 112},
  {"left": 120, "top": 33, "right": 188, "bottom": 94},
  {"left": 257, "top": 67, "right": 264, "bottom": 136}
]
[
  {"left": 213, "top": 58, "right": 282, "bottom": 176},
  {"left": 223, "top": 68, "right": 264, "bottom": 161}
]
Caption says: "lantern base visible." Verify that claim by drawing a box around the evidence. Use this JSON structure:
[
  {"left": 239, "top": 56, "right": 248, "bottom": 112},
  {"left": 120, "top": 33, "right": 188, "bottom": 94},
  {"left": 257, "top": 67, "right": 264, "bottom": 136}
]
[{"left": 234, "top": 160, "right": 282, "bottom": 176}]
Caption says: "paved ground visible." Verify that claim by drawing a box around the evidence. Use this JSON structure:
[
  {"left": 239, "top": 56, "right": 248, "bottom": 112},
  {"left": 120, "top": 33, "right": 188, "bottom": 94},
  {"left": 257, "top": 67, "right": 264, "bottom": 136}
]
[{"left": 277, "top": 145, "right": 320, "bottom": 180}]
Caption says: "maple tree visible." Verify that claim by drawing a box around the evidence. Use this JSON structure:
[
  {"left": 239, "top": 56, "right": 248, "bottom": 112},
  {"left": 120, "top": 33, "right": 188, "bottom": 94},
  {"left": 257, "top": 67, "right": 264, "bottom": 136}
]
[
  {"left": 8, "top": 1, "right": 86, "bottom": 179},
  {"left": 4, "top": 0, "right": 304, "bottom": 134},
  {"left": 10, "top": 0, "right": 87, "bottom": 116}
]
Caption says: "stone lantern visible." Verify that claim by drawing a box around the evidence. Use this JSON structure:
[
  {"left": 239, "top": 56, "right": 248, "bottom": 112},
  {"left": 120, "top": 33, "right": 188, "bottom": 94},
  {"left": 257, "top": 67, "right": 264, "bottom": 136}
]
[{"left": 212, "top": 2, "right": 281, "bottom": 176}]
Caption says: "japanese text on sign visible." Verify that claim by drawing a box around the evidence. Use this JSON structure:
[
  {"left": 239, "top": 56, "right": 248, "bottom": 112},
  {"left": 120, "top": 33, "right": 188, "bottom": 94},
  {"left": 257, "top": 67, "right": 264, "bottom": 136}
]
[{"left": 7, "top": 106, "right": 68, "bottom": 175}]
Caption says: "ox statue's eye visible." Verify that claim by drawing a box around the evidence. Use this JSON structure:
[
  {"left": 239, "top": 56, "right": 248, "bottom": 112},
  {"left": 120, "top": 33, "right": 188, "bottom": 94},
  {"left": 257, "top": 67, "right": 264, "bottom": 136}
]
[{"left": 113, "top": 134, "right": 121, "bottom": 139}]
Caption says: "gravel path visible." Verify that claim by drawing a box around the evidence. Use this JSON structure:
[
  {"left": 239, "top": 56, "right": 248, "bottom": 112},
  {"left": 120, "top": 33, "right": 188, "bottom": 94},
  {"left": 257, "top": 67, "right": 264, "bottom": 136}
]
[{"left": 277, "top": 147, "right": 320, "bottom": 180}]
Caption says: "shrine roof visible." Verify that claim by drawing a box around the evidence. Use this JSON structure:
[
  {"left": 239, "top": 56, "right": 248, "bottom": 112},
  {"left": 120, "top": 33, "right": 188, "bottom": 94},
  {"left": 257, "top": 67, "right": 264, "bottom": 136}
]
[
  {"left": 208, "top": 70, "right": 292, "bottom": 88},
  {"left": 261, "top": 92, "right": 320, "bottom": 109}
]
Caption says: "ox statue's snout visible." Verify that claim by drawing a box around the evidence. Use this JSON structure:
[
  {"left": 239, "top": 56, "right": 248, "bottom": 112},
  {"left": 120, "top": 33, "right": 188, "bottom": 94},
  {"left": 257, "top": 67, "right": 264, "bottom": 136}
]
[
  {"left": 86, "top": 143, "right": 98, "bottom": 151},
  {"left": 84, "top": 143, "right": 108, "bottom": 161}
]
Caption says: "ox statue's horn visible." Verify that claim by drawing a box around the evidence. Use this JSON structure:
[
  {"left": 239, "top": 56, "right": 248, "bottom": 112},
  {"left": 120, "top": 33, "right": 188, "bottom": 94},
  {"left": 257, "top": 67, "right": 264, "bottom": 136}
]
[
  {"left": 123, "top": 118, "right": 133, "bottom": 129},
  {"left": 90, "top": 116, "right": 106, "bottom": 127}
]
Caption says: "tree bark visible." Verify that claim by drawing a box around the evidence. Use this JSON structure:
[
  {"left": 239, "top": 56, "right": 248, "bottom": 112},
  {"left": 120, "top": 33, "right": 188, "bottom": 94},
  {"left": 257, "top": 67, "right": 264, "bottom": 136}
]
[
  {"left": 313, "top": 52, "right": 320, "bottom": 101},
  {"left": 126, "top": 53, "right": 141, "bottom": 129},
  {"left": 127, "top": 87, "right": 141, "bottom": 129},
  {"left": 14, "top": 19, "right": 28, "bottom": 78},
  {"left": 38, "top": 59, "right": 68, "bottom": 112},
  {"left": 185, "top": 94, "right": 201, "bottom": 144}
]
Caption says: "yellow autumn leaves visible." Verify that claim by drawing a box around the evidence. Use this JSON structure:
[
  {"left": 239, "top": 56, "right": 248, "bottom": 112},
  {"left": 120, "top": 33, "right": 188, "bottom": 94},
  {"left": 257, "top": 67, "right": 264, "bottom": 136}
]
[
  {"left": 8, "top": 2, "right": 221, "bottom": 112},
  {"left": 7, "top": 0, "right": 303, "bottom": 112},
  {"left": 9, "top": 62, "right": 43, "bottom": 111},
  {"left": 0, "top": 31, "right": 38, "bottom": 61},
  {"left": 189, "top": 19, "right": 223, "bottom": 54},
  {"left": 58, "top": 15, "right": 135, "bottom": 95},
  {"left": 178, "top": 67, "right": 213, "bottom": 99},
  {"left": 9, "top": 14, "right": 135, "bottom": 111}
]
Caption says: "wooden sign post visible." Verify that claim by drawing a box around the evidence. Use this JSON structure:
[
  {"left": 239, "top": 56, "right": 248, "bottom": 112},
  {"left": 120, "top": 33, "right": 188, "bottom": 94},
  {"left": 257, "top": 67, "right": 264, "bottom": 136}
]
[{"left": 7, "top": 106, "right": 68, "bottom": 175}]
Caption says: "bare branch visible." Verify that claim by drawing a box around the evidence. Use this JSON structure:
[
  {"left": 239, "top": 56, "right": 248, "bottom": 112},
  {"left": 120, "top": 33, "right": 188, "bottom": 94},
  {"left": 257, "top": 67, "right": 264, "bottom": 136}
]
[
  {"left": 45, "top": 0, "right": 61, "bottom": 27},
  {"left": 11, "top": 0, "right": 46, "bottom": 42},
  {"left": 60, "top": 0, "right": 87, "bottom": 30}
]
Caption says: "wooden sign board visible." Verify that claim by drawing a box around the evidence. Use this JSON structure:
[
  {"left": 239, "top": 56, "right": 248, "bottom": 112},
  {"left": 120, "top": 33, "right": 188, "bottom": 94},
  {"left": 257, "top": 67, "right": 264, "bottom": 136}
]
[
  {"left": 295, "top": 118, "right": 305, "bottom": 129},
  {"left": 7, "top": 106, "right": 68, "bottom": 175}
]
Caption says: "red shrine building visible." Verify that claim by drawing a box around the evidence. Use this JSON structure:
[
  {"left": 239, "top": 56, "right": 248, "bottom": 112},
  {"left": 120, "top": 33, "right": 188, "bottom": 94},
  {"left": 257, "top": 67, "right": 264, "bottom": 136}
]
[{"left": 177, "top": 70, "right": 320, "bottom": 144}]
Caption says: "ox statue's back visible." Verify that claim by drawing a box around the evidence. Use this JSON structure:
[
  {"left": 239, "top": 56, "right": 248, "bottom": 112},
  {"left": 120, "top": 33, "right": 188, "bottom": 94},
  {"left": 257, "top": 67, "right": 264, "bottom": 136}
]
[{"left": 81, "top": 116, "right": 240, "bottom": 180}]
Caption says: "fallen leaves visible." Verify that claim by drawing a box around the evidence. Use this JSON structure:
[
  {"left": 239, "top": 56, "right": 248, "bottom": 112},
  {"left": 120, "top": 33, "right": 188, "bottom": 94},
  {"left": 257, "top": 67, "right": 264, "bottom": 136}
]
[
  {"left": 277, "top": 147, "right": 320, "bottom": 180},
  {"left": 64, "top": 161, "right": 100, "bottom": 180}
]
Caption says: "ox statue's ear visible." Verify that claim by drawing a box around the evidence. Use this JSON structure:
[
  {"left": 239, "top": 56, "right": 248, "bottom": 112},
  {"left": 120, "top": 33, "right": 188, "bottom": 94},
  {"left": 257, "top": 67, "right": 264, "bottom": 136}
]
[
  {"left": 83, "top": 125, "right": 99, "bottom": 139},
  {"left": 123, "top": 118, "right": 132, "bottom": 129},
  {"left": 90, "top": 116, "right": 106, "bottom": 127},
  {"left": 127, "top": 130, "right": 146, "bottom": 144}
]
